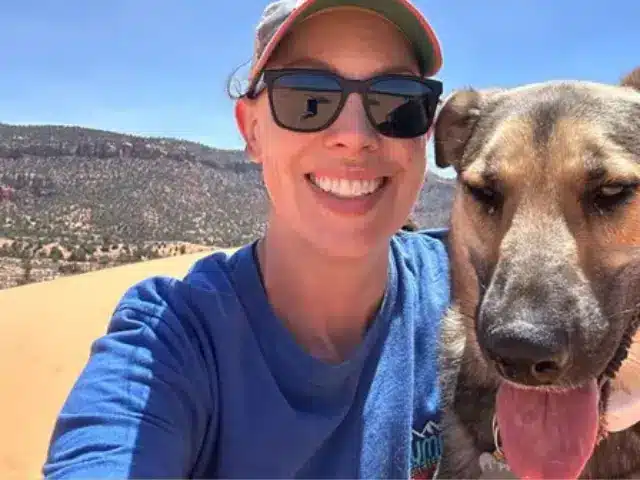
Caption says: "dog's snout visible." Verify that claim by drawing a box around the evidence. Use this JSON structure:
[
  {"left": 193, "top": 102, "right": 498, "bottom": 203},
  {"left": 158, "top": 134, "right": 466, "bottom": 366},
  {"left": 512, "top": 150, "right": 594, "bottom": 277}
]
[{"left": 480, "top": 321, "right": 570, "bottom": 386}]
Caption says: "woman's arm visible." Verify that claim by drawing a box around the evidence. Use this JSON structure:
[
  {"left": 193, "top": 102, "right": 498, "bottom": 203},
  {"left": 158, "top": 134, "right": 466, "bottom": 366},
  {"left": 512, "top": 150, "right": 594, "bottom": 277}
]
[{"left": 42, "top": 277, "right": 217, "bottom": 478}]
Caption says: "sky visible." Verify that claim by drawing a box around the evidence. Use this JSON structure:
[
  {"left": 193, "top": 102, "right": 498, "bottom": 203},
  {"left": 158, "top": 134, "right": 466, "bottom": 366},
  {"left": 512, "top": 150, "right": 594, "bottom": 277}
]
[{"left": 1, "top": 0, "right": 639, "bottom": 176}]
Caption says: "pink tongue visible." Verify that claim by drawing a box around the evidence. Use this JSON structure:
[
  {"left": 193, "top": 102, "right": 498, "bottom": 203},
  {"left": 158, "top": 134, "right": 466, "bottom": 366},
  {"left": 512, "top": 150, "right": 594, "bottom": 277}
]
[{"left": 496, "top": 379, "right": 600, "bottom": 479}]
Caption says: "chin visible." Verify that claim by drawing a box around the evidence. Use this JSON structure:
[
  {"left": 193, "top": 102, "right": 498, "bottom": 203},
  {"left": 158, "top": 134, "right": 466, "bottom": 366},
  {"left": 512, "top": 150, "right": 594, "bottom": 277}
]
[{"left": 307, "top": 227, "right": 393, "bottom": 260}]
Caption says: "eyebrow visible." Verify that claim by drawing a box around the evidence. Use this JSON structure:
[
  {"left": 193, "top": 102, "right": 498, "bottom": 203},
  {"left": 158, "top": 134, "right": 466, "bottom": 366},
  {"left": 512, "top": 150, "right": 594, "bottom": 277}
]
[
  {"left": 583, "top": 143, "right": 640, "bottom": 184},
  {"left": 584, "top": 165, "right": 640, "bottom": 186},
  {"left": 278, "top": 56, "right": 419, "bottom": 76}
]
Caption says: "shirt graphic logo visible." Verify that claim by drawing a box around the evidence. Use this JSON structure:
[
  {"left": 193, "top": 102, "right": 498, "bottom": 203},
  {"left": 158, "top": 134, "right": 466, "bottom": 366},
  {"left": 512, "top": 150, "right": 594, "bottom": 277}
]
[{"left": 410, "top": 420, "right": 442, "bottom": 479}]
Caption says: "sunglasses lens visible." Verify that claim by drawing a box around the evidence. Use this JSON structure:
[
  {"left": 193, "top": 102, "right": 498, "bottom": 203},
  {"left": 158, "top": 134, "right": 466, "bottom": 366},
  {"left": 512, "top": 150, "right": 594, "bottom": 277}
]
[
  {"left": 270, "top": 73, "right": 343, "bottom": 131},
  {"left": 366, "top": 78, "right": 437, "bottom": 138}
]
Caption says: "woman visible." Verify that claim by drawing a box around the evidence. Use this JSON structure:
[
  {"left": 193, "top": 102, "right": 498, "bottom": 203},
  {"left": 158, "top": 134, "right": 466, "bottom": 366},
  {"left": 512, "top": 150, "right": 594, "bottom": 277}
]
[{"left": 42, "top": 0, "right": 450, "bottom": 478}]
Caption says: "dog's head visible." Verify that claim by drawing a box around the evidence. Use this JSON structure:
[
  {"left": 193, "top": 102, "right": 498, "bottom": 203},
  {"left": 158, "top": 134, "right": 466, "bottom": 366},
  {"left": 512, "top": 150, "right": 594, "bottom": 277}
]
[{"left": 435, "top": 67, "right": 640, "bottom": 478}]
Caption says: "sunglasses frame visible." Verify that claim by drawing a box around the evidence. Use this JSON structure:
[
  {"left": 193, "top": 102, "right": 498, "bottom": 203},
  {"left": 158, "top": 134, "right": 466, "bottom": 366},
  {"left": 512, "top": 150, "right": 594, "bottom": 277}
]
[{"left": 247, "top": 68, "right": 443, "bottom": 138}]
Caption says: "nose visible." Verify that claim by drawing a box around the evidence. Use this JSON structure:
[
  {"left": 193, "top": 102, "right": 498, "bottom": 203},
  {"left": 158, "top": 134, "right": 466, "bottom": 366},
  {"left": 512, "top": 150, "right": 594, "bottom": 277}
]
[
  {"left": 324, "top": 94, "right": 379, "bottom": 153},
  {"left": 479, "top": 320, "right": 570, "bottom": 386}
]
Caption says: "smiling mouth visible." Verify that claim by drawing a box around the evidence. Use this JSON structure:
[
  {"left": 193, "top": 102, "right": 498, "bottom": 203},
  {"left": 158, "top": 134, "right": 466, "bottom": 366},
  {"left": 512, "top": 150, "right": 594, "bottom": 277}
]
[{"left": 306, "top": 174, "right": 388, "bottom": 198}]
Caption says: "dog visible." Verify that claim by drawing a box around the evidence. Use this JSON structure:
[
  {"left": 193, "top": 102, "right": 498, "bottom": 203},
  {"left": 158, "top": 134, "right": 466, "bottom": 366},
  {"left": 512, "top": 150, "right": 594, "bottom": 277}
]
[{"left": 433, "top": 67, "right": 640, "bottom": 479}]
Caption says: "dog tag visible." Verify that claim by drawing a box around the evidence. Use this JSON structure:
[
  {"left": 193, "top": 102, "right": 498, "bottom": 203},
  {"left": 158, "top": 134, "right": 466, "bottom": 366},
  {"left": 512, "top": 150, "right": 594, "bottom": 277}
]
[{"left": 478, "top": 452, "right": 517, "bottom": 479}]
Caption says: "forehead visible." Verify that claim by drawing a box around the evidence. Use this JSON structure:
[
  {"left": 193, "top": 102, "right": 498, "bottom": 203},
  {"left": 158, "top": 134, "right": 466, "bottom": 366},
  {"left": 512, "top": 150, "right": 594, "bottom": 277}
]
[
  {"left": 464, "top": 82, "right": 640, "bottom": 183},
  {"left": 267, "top": 7, "right": 419, "bottom": 76}
]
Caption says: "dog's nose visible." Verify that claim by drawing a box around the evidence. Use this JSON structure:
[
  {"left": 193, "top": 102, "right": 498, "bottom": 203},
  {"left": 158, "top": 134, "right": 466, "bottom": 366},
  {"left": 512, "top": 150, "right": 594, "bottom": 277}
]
[{"left": 481, "top": 323, "right": 570, "bottom": 386}]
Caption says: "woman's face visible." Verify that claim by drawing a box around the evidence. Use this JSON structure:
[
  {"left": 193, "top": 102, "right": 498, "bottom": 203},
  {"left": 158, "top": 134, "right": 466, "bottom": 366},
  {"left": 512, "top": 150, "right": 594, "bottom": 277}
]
[{"left": 236, "top": 7, "right": 430, "bottom": 258}]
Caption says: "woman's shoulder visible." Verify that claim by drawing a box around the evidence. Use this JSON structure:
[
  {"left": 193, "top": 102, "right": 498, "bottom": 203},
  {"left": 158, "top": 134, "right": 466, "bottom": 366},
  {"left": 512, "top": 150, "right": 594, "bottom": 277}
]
[
  {"left": 390, "top": 226, "right": 451, "bottom": 309},
  {"left": 116, "top": 246, "right": 247, "bottom": 311},
  {"left": 108, "top": 243, "right": 258, "bottom": 346}
]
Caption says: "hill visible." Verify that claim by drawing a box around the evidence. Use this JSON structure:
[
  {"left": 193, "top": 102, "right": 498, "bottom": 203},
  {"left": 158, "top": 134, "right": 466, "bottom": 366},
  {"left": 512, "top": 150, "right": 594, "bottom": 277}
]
[{"left": 0, "top": 122, "right": 455, "bottom": 289}]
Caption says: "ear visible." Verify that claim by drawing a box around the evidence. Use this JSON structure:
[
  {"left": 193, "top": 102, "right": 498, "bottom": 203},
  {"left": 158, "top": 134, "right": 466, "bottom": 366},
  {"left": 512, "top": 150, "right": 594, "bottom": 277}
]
[
  {"left": 620, "top": 66, "right": 640, "bottom": 92},
  {"left": 433, "top": 88, "right": 500, "bottom": 170},
  {"left": 235, "top": 99, "right": 262, "bottom": 163}
]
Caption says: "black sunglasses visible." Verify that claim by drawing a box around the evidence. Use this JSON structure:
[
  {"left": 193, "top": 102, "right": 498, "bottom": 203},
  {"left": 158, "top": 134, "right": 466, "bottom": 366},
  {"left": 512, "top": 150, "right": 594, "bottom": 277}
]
[{"left": 246, "top": 68, "right": 443, "bottom": 139}]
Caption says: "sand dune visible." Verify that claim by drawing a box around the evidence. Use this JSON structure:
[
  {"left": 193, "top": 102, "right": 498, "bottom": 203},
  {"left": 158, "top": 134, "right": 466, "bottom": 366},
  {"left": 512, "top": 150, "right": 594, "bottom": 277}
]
[{"left": 0, "top": 248, "right": 235, "bottom": 479}]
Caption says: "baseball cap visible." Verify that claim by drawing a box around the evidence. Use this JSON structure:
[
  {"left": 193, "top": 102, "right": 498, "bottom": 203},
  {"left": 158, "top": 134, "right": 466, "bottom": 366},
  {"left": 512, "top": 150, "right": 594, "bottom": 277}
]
[{"left": 247, "top": 0, "right": 443, "bottom": 94}]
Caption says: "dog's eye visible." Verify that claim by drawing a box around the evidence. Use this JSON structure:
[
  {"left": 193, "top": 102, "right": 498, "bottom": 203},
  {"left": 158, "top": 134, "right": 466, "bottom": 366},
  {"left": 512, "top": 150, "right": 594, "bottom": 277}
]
[
  {"left": 591, "top": 183, "right": 638, "bottom": 214},
  {"left": 600, "top": 185, "right": 625, "bottom": 196},
  {"left": 463, "top": 183, "right": 502, "bottom": 215}
]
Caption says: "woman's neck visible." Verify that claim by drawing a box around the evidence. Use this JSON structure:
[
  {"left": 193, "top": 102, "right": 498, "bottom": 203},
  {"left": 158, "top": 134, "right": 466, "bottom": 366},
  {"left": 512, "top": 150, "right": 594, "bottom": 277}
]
[{"left": 257, "top": 223, "right": 390, "bottom": 364}]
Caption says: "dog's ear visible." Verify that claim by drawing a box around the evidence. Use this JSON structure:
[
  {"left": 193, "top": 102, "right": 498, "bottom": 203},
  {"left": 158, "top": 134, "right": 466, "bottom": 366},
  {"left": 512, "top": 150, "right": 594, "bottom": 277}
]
[
  {"left": 620, "top": 66, "right": 640, "bottom": 91},
  {"left": 433, "top": 88, "right": 494, "bottom": 170}
]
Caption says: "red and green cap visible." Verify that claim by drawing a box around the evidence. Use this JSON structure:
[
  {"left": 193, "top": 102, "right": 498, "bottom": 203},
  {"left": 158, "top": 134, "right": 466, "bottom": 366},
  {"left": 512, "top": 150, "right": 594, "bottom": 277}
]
[{"left": 247, "top": 0, "right": 443, "bottom": 93}]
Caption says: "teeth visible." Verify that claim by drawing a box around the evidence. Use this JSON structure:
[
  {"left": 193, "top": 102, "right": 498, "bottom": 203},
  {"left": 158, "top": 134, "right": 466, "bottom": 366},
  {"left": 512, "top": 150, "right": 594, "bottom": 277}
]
[{"left": 310, "top": 175, "right": 383, "bottom": 198}]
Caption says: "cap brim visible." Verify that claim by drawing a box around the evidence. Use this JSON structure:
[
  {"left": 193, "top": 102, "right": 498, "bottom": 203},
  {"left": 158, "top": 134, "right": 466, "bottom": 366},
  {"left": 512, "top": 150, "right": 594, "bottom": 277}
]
[{"left": 249, "top": 0, "right": 442, "bottom": 83}]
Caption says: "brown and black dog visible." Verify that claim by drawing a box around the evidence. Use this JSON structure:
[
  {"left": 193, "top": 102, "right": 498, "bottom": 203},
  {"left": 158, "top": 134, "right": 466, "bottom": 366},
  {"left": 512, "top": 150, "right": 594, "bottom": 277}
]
[{"left": 434, "top": 67, "right": 640, "bottom": 478}]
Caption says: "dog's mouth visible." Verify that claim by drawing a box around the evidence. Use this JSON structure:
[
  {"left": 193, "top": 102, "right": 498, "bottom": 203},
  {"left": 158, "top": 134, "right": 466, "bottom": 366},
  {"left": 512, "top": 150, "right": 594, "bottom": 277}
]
[
  {"left": 494, "top": 377, "right": 601, "bottom": 479},
  {"left": 492, "top": 312, "right": 640, "bottom": 479}
]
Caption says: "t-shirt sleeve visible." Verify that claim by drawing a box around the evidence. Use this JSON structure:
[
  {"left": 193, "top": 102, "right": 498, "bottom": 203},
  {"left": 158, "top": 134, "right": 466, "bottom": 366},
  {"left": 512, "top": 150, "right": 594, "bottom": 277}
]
[{"left": 42, "top": 276, "right": 217, "bottom": 479}]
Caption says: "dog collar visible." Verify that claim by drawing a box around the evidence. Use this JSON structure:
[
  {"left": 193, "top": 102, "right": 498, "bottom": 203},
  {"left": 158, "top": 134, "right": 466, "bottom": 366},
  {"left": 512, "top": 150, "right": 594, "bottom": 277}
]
[{"left": 478, "top": 416, "right": 517, "bottom": 479}]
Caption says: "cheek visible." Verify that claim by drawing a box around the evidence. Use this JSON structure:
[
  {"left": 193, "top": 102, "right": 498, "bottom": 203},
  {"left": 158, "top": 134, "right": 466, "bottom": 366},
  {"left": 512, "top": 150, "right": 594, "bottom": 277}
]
[
  {"left": 386, "top": 136, "right": 427, "bottom": 170},
  {"left": 257, "top": 118, "right": 312, "bottom": 167},
  {"left": 576, "top": 197, "right": 640, "bottom": 279},
  {"left": 256, "top": 119, "right": 285, "bottom": 160},
  {"left": 407, "top": 139, "right": 428, "bottom": 182},
  {"left": 392, "top": 141, "right": 428, "bottom": 212},
  {"left": 590, "top": 199, "right": 640, "bottom": 247},
  {"left": 612, "top": 199, "right": 640, "bottom": 246},
  {"left": 257, "top": 128, "right": 318, "bottom": 201},
  {"left": 251, "top": 98, "right": 293, "bottom": 161}
]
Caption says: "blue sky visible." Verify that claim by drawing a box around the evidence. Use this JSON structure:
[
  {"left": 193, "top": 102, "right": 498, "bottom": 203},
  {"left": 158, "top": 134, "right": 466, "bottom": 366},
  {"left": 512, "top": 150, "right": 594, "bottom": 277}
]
[{"left": 1, "top": 0, "right": 638, "bottom": 159}]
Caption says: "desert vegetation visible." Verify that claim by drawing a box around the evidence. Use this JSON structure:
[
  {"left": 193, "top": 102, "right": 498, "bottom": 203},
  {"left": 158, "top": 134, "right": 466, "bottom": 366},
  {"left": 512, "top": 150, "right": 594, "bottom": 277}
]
[{"left": 0, "top": 122, "right": 454, "bottom": 289}]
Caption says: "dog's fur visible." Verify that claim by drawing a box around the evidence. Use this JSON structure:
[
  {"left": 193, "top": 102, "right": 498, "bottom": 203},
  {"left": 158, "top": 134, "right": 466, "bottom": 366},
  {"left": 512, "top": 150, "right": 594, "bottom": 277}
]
[{"left": 434, "top": 67, "right": 640, "bottom": 478}]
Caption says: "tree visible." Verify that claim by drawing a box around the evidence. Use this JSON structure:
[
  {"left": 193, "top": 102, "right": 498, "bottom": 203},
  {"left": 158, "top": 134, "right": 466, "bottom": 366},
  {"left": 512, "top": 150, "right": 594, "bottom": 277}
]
[
  {"left": 49, "top": 246, "right": 63, "bottom": 262},
  {"left": 16, "top": 257, "right": 33, "bottom": 286},
  {"left": 68, "top": 248, "right": 87, "bottom": 262}
]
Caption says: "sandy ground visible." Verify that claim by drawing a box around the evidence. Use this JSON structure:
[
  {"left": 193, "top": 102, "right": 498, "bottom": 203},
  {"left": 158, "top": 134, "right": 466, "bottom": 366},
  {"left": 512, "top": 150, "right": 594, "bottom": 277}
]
[{"left": 0, "top": 247, "right": 239, "bottom": 479}]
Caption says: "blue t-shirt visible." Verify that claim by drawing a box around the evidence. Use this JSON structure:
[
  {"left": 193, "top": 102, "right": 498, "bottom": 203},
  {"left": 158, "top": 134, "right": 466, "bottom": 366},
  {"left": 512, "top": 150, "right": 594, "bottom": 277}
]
[{"left": 42, "top": 228, "right": 450, "bottom": 479}]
